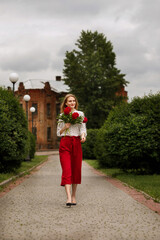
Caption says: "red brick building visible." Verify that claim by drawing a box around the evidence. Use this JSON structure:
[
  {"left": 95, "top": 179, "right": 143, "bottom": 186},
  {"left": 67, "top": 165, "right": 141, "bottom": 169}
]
[
  {"left": 116, "top": 86, "right": 128, "bottom": 101},
  {"left": 15, "top": 77, "right": 127, "bottom": 150},
  {"left": 15, "top": 76, "right": 68, "bottom": 150}
]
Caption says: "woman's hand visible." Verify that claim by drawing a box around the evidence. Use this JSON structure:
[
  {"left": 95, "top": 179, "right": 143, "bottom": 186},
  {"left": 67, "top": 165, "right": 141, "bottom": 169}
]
[
  {"left": 65, "top": 123, "right": 71, "bottom": 129},
  {"left": 80, "top": 133, "right": 86, "bottom": 143},
  {"left": 60, "top": 123, "right": 71, "bottom": 135}
]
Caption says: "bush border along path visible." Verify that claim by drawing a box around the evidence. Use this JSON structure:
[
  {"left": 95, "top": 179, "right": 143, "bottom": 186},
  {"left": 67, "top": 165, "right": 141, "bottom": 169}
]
[
  {"left": 0, "top": 156, "right": 48, "bottom": 186},
  {"left": 0, "top": 155, "right": 49, "bottom": 197},
  {"left": 84, "top": 160, "right": 160, "bottom": 215}
]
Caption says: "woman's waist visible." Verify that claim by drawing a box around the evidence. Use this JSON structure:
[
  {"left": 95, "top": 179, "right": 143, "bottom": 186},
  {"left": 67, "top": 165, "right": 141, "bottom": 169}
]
[{"left": 62, "top": 136, "right": 80, "bottom": 139}]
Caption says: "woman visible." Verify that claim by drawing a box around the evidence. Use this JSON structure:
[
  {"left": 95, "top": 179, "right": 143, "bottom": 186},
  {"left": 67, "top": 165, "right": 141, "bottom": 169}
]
[{"left": 57, "top": 94, "right": 87, "bottom": 207}]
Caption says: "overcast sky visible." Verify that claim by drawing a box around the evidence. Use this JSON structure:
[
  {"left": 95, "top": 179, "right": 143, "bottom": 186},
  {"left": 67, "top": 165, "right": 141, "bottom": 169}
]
[{"left": 0, "top": 0, "right": 159, "bottom": 100}]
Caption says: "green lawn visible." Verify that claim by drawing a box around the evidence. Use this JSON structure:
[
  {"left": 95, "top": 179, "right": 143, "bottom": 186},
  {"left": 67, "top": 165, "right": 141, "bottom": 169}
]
[
  {"left": 0, "top": 155, "right": 48, "bottom": 187},
  {"left": 85, "top": 159, "right": 160, "bottom": 202}
]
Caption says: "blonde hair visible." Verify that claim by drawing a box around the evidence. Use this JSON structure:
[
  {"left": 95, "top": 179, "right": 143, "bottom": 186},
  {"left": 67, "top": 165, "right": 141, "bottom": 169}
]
[{"left": 60, "top": 94, "right": 78, "bottom": 113}]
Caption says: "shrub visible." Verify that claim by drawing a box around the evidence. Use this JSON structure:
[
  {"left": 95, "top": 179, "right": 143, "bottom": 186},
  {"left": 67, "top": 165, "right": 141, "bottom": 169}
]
[
  {"left": 0, "top": 87, "right": 29, "bottom": 172},
  {"left": 82, "top": 129, "right": 99, "bottom": 159},
  {"left": 28, "top": 131, "right": 36, "bottom": 159},
  {"left": 95, "top": 93, "right": 160, "bottom": 173},
  {"left": 95, "top": 103, "right": 130, "bottom": 167},
  {"left": 94, "top": 128, "right": 110, "bottom": 166}
]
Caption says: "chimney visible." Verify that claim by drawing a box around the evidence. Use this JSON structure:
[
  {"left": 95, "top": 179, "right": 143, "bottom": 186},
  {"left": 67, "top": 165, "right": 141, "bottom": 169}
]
[{"left": 56, "top": 76, "right": 61, "bottom": 81}]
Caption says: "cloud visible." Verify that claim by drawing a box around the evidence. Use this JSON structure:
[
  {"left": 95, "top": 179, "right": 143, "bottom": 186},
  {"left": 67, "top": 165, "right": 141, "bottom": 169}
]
[
  {"left": 0, "top": 0, "right": 102, "bottom": 20},
  {"left": 51, "top": 58, "right": 63, "bottom": 72},
  {"left": 0, "top": 0, "right": 159, "bottom": 100},
  {"left": 0, "top": 43, "right": 51, "bottom": 72}
]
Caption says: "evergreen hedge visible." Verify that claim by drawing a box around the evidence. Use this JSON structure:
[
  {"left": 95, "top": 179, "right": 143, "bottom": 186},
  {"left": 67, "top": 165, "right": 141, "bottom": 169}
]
[
  {"left": 0, "top": 87, "right": 29, "bottom": 172},
  {"left": 95, "top": 93, "right": 160, "bottom": 173},
  {"left": 82, "top": 129, "right": 99, "bottom": 159},
  {"left": 28, "top": 131, "right": 36, "bottom": 159}
]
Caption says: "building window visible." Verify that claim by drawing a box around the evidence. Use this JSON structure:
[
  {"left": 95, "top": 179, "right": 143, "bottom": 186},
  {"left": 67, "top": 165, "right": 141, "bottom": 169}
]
[
  {"left": 33, "top": 127, "right": 37, "bottom": 140},
  {"left": 47, "top": 103, "right": 51, "bottom": 117},
  {"left": 20, "top": 103, "right": 23, "bottom": 108},
  {"left": 32, "top": 103, "right": 38, "bottom": 114},
  {"left": 47, "top": 127, "right": 51, "bottom": 141}
]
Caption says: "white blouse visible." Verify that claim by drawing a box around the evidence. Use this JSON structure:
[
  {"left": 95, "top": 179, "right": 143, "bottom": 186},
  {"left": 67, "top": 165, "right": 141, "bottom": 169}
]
[{"left": 57, "top": 110, "right": 87, "bottom": 137}]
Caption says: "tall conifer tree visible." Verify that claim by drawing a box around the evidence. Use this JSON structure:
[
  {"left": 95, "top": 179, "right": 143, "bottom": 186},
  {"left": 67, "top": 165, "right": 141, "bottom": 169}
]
[{"left": 63, "top": 30, "right": 128, "bottom": 128}]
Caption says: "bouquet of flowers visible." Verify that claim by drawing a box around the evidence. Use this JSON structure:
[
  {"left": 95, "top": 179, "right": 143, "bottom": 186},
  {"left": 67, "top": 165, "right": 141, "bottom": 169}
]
[{"left": 57, "top": 106, "right": 88, "bottom": 124}]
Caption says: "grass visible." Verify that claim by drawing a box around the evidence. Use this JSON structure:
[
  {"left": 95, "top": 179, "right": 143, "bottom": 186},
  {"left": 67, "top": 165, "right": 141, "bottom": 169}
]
[
  {"left": 85, "top": 159, "right": 160, "bottom": 202},
  {"left": 0, "top": 155, "right": 48, "bottom": 185}
]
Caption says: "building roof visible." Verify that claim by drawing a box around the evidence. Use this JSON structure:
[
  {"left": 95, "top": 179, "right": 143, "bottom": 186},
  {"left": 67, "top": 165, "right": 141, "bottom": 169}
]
[{"left": 16, "top": 79, "right": 70, "bottom": 93}]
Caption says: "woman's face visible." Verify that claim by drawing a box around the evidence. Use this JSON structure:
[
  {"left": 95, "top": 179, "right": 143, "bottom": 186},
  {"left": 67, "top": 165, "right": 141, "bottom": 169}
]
[{"left": 66, "top": 96, "right": 76, "bottom": 110}]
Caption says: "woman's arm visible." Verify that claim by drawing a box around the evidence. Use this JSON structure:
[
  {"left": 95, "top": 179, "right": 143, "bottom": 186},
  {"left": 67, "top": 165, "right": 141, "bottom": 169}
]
[
  {"left": 60, "top": 123, "right": 71, "bottom": 135},
  {"left": 57, "top": 121, "right": 71, "bottom": 136},
  {"left": 80, "top": 132, "right": 86, "bottom": 143},
  {"left": 80, "top": 112, "right": 87, "bottom": 143}
]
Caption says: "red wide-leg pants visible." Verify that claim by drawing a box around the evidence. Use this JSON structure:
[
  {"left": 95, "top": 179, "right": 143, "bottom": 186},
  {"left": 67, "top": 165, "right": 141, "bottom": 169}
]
[{"left": 59, "top": 136, "right": 82, "bottom": 186}]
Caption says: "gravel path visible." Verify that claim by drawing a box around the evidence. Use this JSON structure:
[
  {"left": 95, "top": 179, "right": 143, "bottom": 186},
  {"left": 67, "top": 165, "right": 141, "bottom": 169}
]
[{"left": 0, "top": 154, "right": 160, "bottom": 240}]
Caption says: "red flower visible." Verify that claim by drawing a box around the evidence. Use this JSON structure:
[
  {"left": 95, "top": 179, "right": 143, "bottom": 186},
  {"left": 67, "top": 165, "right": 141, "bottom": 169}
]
[
  {"left": 83, "top": 117, "right": 88, "bottom": 123},
  {"left": 72, "top": 112, "right": 79, "bottom": 119},
  {"left": 64, "top": 107, "right": 71, "bottom": 115}
]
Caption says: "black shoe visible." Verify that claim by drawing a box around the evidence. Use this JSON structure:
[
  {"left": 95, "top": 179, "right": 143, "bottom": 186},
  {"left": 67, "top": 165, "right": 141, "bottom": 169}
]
[
  {"left": 66, "top": 202, "right": 72, "bottom": 207},
  {"left": 71, "top": 203, "right": 77, "bottom": 206}
]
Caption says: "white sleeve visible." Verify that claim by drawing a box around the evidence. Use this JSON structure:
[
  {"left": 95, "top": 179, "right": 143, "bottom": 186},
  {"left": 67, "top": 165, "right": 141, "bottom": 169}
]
[
  {"left": 57, "top": 120, "right": 65, "bottom": 137},
  {"left": 80, "top": 112, "right": 87, "bottom": 137}
]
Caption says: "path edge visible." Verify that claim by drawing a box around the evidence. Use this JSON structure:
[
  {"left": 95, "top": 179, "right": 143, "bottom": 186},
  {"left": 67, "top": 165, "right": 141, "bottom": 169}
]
[{"left": 84, "top": 161, "right": 160, "bottom": 215}]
